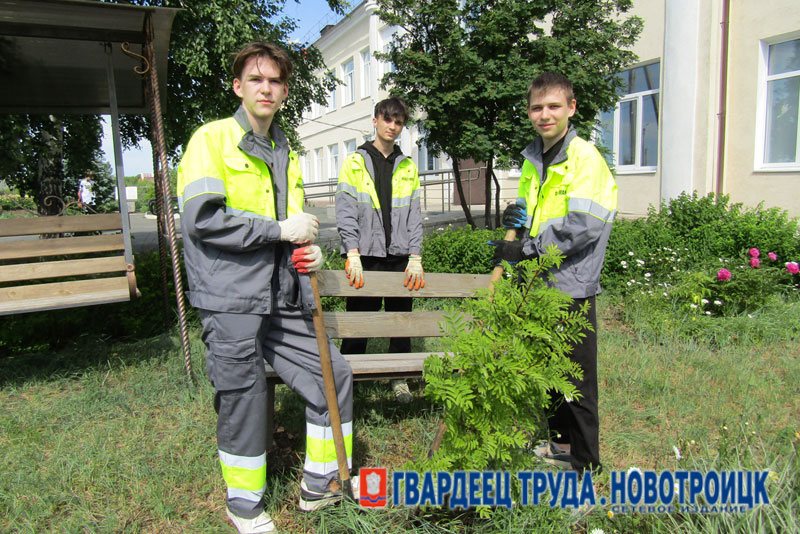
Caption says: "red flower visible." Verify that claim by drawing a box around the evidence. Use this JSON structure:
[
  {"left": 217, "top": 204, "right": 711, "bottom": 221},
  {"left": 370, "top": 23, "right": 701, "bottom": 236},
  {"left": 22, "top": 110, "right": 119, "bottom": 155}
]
[
  {"left": 717, "top": 268, "right": 732, "bottom": 281},
  {"left": 787, "top": 262, "right": 800, "bottom": 275},
  {"left": 750, "top": 258, "right": 760, "bottom": 268},
  {"left": 768, "top": 252, "right": 778, "bottom": 261},
  {"left": 749, "top": 248, "right": 760, "bottom": 258}
]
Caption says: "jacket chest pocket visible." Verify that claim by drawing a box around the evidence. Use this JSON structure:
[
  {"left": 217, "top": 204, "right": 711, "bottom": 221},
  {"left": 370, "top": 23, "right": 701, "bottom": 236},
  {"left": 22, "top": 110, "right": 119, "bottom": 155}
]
[{"left": 223, "top": 154, "right": 271, "bottom": 212}]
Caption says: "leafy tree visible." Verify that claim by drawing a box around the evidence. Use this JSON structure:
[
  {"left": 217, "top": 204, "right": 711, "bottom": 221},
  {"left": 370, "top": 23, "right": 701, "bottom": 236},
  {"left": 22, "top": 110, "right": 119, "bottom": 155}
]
[
  {"left": 0, "top": 0, "right": 346, "bottom": 212},
  {"left": 115, "top": 0, "right": 346, "bottom": 155},
  {"left": 0, "top": 115, "right": 104, "bottom": 215},
  {"left": 376, "top": 0, "right": 642, "bottom": 228}
]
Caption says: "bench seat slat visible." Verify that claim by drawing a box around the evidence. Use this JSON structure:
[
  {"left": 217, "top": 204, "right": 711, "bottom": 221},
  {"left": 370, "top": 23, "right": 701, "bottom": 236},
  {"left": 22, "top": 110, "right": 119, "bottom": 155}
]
[
  {"left": 0, "top": 213, "right": 122, "bottom": 237},
  {"left": 0, "top": 256, "right": 128, "bottom": 283},
  {"left": 0, "top": 234, "right": 124, "bottom": 261},
  {"left": 0, "top": 277, "right": 131, "bottom": 315},
  {"left": 317, "top": 270, "right": 491, "bottom": 298},
  {"left": 265, "top": 352, "right": 443, "bottom": 380},
  {"left": 322, "top": 311, "right": 447, "bottom": 338}
]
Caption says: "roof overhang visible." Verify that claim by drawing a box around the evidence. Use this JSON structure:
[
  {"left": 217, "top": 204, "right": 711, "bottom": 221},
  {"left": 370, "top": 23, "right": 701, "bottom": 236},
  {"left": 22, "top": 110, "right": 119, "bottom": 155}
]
[{"left": 0, "top": 0, "right": 178, "bottom": 115}]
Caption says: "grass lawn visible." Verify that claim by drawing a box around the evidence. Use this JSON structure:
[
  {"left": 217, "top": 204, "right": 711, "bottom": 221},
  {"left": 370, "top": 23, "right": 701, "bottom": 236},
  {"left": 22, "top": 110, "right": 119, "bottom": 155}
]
[{"left": 1, "top": 297, "right": 798, "bottom": 533}]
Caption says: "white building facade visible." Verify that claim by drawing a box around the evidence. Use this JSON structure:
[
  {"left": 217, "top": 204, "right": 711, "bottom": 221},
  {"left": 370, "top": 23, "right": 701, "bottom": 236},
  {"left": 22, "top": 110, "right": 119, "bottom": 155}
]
[{"left": 297, "top": 0, "right": 445, "bottom": 195}]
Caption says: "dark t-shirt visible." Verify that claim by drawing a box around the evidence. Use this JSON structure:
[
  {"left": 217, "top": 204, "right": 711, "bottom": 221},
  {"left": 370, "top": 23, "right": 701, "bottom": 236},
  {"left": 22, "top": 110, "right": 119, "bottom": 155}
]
[
  {"left": 361, "top": 142, "right": 402, "bottom": 249},
  {"left": 542, "top": 134, "right": 567, "bottom": 181}
]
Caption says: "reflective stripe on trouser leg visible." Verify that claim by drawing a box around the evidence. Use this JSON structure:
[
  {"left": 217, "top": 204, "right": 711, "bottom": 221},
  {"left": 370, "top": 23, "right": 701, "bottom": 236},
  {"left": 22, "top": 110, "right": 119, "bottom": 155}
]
[
  {"left": 199, "top": 311, "right": 269, "bottom": 519},
  {"left": 261, "top": 305, "right": 354, "bottom": 493},
  {"left": 305, "top": 421, "right": 353, "bottom": 477}
]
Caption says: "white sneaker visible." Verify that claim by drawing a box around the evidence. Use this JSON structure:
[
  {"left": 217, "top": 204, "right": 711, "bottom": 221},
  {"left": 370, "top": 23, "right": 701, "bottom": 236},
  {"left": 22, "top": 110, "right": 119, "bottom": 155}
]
[
  {"left": 299, "top": 476, "right": 360, "bottom": 511},
  {"left": 226, "top": 508, "right": 276, "bottom": 533},
  {"left": 391, "top": 380, "right": 413, "bottom": 404}
]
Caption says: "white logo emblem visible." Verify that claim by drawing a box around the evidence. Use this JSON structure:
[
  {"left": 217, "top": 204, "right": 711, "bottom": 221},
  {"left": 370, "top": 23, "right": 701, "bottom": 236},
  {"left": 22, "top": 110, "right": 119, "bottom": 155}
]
[{"left": 366, "top": 472, "right": 381, "bottom": 495}]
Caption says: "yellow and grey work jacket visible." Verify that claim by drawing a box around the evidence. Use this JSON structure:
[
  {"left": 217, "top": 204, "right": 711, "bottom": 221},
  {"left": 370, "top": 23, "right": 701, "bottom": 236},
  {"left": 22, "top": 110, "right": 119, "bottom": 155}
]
[
  {"left": 517, "top": 127, "right": 617, "bottom": 298},
  {"left": 177, "top": 106, "right": 310, "bottom": 314},
  {"left": 335, "top": 149, "right": 422, "bottom": 257}
]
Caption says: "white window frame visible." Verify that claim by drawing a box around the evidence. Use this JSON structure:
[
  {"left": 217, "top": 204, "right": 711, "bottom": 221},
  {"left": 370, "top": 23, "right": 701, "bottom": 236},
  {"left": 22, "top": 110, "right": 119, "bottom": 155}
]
[
  {"left": 755, "top": 34, "right": 800, "bottom": 171},
  {"left": 361, "top": 49, "right": 372, "bottom": 99},
  {"left": 314, "top": 148, "right": 324, "bottom": 183},
  {"left": 326, "top": 69, "right": 338, "bottom": 112},
  {"left": 603, "top": 62, "right": 660, "bottom": 174},
  {"left": 328, "top": 143, "right": 340, "bottom": 180},
  {"left": 342, "top": 58, "right": 355, "bottom": 105},
  {"left": 344, "top": 139, "right": 357, "bottom": 156}
]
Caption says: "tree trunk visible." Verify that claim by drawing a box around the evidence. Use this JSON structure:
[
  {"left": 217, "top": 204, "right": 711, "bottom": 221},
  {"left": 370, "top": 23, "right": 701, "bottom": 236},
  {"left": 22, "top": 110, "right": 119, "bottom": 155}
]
[
  {"left": 484, "top": 155, "right": 493, "bottom": 229},
  {"left": 36, "top": 121, "right": 64, "bottom": 218},
  {"left": 451, "top": 157, "right": 475, "bottom": 228},
  {"left": 492, "top": 169, "right": 502, "bottom": 229}
]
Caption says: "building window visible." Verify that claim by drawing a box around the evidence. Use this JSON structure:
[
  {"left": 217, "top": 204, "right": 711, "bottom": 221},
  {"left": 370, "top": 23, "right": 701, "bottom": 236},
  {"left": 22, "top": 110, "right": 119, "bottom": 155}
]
[
  {"left": 314, "top": 148, "right": 324, "bottom": 183},
  {"left": 361, "top": 49, "right": 371, "bottom": 99},
  {"left": 597, "top": 62, "right": 660, "bottom": 172},
  {"left": 328, "top": 144, "right": 339, "bottom": 180},
  {"left": 326, "top": 69, "right": 338, "bottom": 112},
  {"left": 344, "top": 139, "right": 357, "bottom": 156},
  {"left": 342, "top": 59, "right": 355, "bottom": 105},
  {"left": 419, "top": 142, "right": 439, "bottom": 171},
  {"left": 760, "top": 38, "right": 800, "bottom": 168}
]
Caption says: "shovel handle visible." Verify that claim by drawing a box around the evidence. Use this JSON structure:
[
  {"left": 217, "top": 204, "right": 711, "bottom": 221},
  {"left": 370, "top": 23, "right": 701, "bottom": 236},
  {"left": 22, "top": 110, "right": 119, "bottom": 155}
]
[{"left": 308, "top": 272, "right": 352, "bottom": 496}]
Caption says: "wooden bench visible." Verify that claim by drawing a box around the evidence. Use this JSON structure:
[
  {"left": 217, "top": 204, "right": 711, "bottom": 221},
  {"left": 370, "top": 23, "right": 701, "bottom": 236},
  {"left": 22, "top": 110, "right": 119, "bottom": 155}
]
[
  {"left": 265, "top": 269, "right": 492, "bottom": 443},
  {"left": 0, "top": 213, "right": 139, "bottom": 315}
]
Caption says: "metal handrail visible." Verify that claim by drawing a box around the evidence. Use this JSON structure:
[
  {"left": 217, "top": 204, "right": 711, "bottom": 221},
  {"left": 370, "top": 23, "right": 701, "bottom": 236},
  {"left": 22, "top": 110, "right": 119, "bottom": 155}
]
[{"left": 304, "top": 167, "right": 486, "bottom": 212}]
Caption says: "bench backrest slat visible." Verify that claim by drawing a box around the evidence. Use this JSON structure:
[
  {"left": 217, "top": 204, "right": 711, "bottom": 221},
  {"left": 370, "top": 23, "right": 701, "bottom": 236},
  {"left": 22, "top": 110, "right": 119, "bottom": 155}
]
[
  {"left": 0, "top": 256, "right": 128, "bottom": 283},
  {"left": 316, "top": 270, "right": 491, "bottom": 298},
  {"left": 322, "top": 311, "right": 448, "bottom": 338},
  {"left": 0, "top": 234, "right": 124, "bottom": 261},
  {"left": 0, "top": 213, "right": 123, "bottom": 237}
]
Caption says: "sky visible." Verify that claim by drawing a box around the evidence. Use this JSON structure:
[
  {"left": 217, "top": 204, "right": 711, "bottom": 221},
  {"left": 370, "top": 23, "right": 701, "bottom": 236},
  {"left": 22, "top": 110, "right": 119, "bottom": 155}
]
[{"left": 101, "top": 0, "right": 342, "bottom": 177}]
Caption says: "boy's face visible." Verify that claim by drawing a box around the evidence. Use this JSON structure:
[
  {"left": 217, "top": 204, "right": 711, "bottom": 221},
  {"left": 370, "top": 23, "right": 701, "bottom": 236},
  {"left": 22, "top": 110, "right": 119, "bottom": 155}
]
[
  {"left": 373, "top": 114, "right": 404, "bottom": 144},
  {"left": 527, "top": 87, "right": 576, "bottom": 149},
  {"left": 233, "top": 55, "right": 288, "bottom": 128}
]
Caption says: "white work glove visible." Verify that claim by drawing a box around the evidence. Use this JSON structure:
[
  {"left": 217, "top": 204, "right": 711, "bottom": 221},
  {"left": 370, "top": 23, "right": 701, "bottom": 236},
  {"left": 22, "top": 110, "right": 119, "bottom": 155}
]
[
  {"left": 404, "top": 255, "right": 424, "bottom": 291},
  {"left": 278, "top": 213, "right": 319, "bottom": 244},
  {"left": 291, "top": 245, "right": 323, "bottom": 273},
  {"left": 345, "top": 251, "right": 364, "bottom": 288}
]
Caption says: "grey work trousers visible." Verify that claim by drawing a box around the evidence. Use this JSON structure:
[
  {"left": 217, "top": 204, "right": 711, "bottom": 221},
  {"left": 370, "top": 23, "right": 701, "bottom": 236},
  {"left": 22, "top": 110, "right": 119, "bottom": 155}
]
[{"left": 200, "top": 306, "right": 354, "bottom": 519}]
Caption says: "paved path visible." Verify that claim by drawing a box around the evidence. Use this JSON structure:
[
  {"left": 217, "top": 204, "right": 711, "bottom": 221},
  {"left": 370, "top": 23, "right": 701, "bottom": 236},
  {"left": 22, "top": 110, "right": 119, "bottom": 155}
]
[{"left": 130, "top": 204, "right": 488, "bottom": 254}]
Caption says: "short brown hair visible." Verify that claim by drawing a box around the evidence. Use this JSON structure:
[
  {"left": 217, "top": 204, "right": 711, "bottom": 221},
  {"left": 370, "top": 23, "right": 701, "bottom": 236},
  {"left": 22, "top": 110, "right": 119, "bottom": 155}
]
[
  {"left": 232, "top": 42, "right": 293, "bottom": 83},
  {"left": 526, "top": 72, "right": 574, "bottom": 106},
  {"left": 374, "top": 97, "right": 409, "bottom": 124}
]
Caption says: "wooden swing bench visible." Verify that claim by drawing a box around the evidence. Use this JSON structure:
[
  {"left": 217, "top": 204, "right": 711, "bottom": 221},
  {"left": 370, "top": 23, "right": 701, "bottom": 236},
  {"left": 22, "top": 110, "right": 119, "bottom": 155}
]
[
  {"left": 264, "top": 269, "right": 492, "bottom": 441},
  {"left": 0, "top": 213, "right": 139, "bottom": 315}
]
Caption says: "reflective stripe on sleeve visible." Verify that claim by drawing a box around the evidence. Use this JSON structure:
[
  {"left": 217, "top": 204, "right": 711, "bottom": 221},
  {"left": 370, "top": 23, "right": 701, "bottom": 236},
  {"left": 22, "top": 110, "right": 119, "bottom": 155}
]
[
  {"left": 224, "top": 206, "right": 274, "bottom": 220},
  {"left": 567, "top": 197, "right": 616, "bottom": 223},
  {"left": 182, "top": 177, "right": 226, "bottom": 204},
  {"left": 336, "top": 182, "right": 372, "bottom": 203}
]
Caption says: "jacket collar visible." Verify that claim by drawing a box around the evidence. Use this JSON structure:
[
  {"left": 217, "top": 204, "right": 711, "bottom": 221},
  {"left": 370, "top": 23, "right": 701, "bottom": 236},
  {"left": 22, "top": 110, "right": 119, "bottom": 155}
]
[
  {"left": 521, "top": 125, "right": 578, "bottom": 171},
  {"left": 234, "top": 105, "right": 290, "bottom": 169}
]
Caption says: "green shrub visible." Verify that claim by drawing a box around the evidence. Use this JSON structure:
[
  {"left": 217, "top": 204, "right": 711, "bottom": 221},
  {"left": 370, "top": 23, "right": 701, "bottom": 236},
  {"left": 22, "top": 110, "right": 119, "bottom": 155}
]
[
  {"left": 421, "top": 225, "right": 506, "bottom": 274},
  {"left": 602, "top": 192, "right": 800, "bottom": 295},
  {"left": 0, "top": 194, "right": 36, "bottom": 211},
  {"left": 135, "top": 181, "right": 156, "bottom": 212}
]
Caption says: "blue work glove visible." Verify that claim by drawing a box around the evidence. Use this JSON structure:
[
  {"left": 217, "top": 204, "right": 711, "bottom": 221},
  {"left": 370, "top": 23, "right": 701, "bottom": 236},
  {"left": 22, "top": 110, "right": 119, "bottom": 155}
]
[
  {"left": 502, "top": 199, "right": 528, "bottom": 229},
  {"left": 488, "top": 240, "right": 526, "bottom": 266}
]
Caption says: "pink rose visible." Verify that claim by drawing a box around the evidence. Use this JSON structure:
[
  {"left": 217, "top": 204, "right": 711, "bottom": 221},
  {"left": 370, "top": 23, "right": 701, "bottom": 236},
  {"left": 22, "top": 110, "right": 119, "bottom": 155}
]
[
  {"left": 750, "top": 258, "right": 760, "bottom": 268},
  {"left": 768, "top": 252, "right": 777, "bottom": 261},
  {"left": 717, "top": 268, "right": 732, "bottom": 281},
  {"left": 787, "top": 262, "right": 800, "bottom": 275},
  {"left": 749, "top": 248, "right": 760, "bottom": 258}
]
